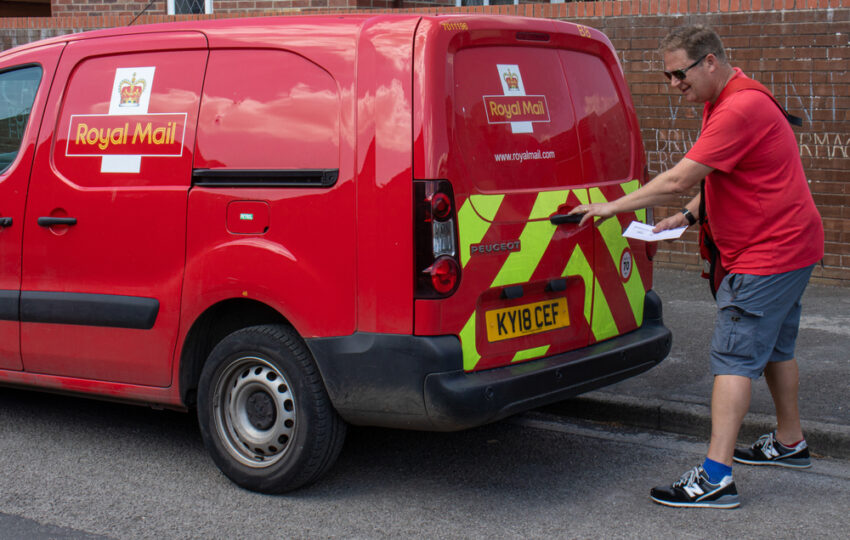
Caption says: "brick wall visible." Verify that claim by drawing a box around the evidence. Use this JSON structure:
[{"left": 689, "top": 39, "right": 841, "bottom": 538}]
[
  {"left": 50, "top": 1, "right": 163, "bottom": 16},
  {"left": 49, "top": 0, "right": 403, "bottom": 17},
  {"left": 2, "top": 1, "right": 849, "bottom": 286}
]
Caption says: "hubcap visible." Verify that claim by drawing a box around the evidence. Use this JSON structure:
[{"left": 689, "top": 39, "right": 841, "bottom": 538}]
[
  {"left": 246, "top": 391, "right": 276, "bottom": 430},
  {"left": 213, "top": 356, "right": 296, "bottom": 468}
]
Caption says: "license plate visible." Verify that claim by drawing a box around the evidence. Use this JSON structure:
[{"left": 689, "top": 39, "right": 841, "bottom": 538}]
[{"left": 485, "top": 297, "right": 569, "bottom": 342}]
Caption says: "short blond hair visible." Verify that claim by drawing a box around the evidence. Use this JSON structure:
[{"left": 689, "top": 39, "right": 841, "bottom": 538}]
[{"left": 660, "top": 25, "right": 727, "bottom": 63}]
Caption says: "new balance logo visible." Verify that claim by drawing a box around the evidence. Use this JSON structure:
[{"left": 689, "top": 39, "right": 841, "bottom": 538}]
[{"left": 683, "top": 484, "right": 704, "bottom": 498}]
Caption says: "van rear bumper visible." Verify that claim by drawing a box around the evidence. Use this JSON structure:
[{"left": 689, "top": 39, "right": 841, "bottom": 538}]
[{"left": 307, "top": 291, "right": 671, "bottom": 431}]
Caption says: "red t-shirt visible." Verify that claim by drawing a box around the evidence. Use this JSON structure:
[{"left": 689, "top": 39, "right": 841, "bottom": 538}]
[{"left": 685, "top": 70, "right": 824, "bottom": 275}]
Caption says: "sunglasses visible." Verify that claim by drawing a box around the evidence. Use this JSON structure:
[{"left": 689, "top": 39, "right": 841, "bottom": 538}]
[{"left": 663, "top": 54, "right": 708, "bottom": 81}]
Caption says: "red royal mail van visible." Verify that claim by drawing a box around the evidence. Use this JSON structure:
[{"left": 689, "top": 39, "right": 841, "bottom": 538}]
[{"left": 0, "top": 14, "right": 671, "bottom": 493}]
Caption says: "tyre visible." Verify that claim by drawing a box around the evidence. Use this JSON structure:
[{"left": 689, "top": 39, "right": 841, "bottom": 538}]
[{"left": 197, "top": 324, "right": 346, "bottom": 493}]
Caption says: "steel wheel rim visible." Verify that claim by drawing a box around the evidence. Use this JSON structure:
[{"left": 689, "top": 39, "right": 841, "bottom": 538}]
[{"left": 213, "top": 356, "right": 296, "bottom": 468}]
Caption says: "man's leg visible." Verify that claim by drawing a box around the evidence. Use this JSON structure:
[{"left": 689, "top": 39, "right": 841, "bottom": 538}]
[
  {"left": 649, "top": 372, "right": 746, "bottom": 508},
  {"left": 764, "top": 358, "right": 804, "bottom": 445},
  {"left": 732, "top": 266, "right": 814, "bottom": 469},
  {"left": 650, "top": 273, "right": 750, "bottom": 509},
  {"left": 707, "top": 374, "right": 752, "bottom": 465}
]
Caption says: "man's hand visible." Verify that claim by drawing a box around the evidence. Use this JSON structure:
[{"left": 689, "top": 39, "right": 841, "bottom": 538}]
[
  {"left": 564, "top": 160, "right": 710, "bottom": 230},
  {"left": 568, "top": 202, "right": 617, "bottom": 228},
  {"left": 652, "top": 211, "right": 690, "bottom": 233}
]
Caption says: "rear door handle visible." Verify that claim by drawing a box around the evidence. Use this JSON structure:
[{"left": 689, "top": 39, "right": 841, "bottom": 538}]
[
  {"left": 549, "top": 213, "right": 585, "bottom": 225},
  {"left": 0, "top": 217, "right": 11, "bottom": 228},
  {"left": 37, "top": 217, "right": 77, "bottom": 227}
]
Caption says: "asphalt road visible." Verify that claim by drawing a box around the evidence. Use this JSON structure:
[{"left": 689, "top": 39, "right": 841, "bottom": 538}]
[{"left": 1, "top": 388, "right": 848, "bottom": 539}]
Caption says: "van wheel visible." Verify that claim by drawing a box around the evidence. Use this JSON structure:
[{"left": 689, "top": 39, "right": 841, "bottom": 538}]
[{"left": 197, "top": 324, "right": 346, "bottom": 493}]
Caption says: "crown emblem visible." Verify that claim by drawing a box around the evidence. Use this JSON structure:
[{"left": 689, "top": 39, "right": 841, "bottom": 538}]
[
  {"left": 503, "top": 69, "right": 519, "bottom": 90},
  {"left": 118, "top": 73, "right": 146, "bottom": 107}
]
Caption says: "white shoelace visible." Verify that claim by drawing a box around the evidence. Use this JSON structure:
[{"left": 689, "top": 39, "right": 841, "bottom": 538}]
[
  {"left": 755, "top": 432, "right": 780, "bottom": 458},
  {"left": 673, "top": 466, "right": 702, "bottom": 489}
]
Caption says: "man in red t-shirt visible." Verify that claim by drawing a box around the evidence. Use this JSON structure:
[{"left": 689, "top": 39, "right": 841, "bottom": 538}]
[{"left": 571, "top": 25, "right": 823, "bottom": 509}]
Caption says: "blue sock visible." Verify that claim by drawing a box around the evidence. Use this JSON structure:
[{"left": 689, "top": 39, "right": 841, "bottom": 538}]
[{"left": 702, "top": 457, "right": 732, "bottom": 483}]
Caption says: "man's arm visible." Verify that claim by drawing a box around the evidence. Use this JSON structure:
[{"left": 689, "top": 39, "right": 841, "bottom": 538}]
[{"left": 570, "top": 158, "right": 714, "bottom": 227}]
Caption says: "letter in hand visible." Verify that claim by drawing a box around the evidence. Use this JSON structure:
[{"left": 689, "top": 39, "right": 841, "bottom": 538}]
[{"left": 652, "top": 211, "right": 689, "bottom": 234}]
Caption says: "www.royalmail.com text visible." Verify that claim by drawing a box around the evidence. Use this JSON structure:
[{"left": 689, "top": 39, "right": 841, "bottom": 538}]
[{"left": 493, "top": 150, "right": 556, "bottom": 163}]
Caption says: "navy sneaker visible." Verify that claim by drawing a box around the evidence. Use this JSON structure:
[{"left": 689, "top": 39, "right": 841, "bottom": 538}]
[
  {"left": 733, "top": 431, "right": 812, "bottom": 468},
  {"left": 650, "top": 465, "right": 740, "bottom": 509}
]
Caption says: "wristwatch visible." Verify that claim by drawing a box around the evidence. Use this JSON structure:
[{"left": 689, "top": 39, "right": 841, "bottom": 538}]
[{"left": 681, "top": 208, "right": 697, "bottom": 226}]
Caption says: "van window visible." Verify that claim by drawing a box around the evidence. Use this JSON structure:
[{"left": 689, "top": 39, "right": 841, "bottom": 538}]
[
  {"left": 195, "top": 50, "right": 340, "bottom": 173},
  {"left": 52, "top": 50, "right": 206, "bottom": 188},
  {"left": 560, "top": 50, "right": 631, "bottom": 183},
  {"left": 0, "top": 66, "right": 41, "bottom": 174},
  {"left": 451, "top": 47, "right": 582, "bottom": 193}
]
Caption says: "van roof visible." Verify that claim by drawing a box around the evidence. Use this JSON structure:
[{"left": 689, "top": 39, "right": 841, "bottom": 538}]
[{"left": 1, "top": 14, "right": 613, "bottom": 60}]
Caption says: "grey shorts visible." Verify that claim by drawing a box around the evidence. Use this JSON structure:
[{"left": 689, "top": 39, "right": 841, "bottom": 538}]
[{"left": 710, "top": 264, "right": 814, "bottom": 379}]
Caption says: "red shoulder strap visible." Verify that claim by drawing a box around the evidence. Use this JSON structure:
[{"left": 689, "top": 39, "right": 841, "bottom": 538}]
[{"left": 703, "top": 75, "right": 802, "bottom": 126}]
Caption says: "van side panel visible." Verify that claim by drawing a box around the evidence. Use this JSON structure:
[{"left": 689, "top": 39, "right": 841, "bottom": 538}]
[
  {"left": 352, "top": 17, "right": 418, "bottom": 334},
  {"left": 183, "top": 25, "right": 359, "bottom": 339}
]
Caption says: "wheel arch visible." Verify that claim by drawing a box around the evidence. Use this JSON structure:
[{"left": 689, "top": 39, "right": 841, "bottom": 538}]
[{"left": 179, "top": 298, "right": 289, "bottom": 407}]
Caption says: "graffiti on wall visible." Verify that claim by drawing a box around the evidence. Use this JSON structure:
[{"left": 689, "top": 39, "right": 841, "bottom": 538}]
[
  {"left": 771, "top": 72, "right": 839, "bottom": 124},
  {"left": 645, "top": 73, "right": 848, "bottom": 174},
  {"left": 645, "top": 94, "right": 698, "bottom": 175},
  {"left": 799, "top": 133, "right": 849, "bottom": 160}
]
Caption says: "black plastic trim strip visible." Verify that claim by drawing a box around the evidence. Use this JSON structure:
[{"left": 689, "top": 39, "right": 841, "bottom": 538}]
[
  {"left": 20, "top": 291, "right": 159, "bottom": 329},
  {"left": 192, "top": 169, "right": 339, "bottom": 188},
  {"left": 0, "top": 290, "right": 19, "bottom": 321}
]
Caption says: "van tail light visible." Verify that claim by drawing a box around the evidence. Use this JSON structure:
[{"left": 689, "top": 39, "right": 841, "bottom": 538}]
[
  {"left": 426, "top": 257, "right": 460, "bottom": 294},
  {"left": 642, "top": 165, "right": 658, "bottom": 261},
  {"left": 414, "top": 180, "right": 461, "bottom": 298}
]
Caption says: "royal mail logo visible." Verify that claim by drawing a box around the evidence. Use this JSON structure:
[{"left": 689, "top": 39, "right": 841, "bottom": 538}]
[
  {"left": 66, "top": 113, "right": 187, "bottom": 157},
  {"left": 483, "top": 95, "right": 550, "bottom": 124},
  {"left": 65, "top": 66, "right": 188, "bottom": 173},
  {"left": 503, "top": 69, "right": 520, "bottom": 91},
  {"left": 118, "top": 73, "right": 146, "bottom": 107},
  {"left": 486, "top": 64, "right": 550, "bottom": 134}
]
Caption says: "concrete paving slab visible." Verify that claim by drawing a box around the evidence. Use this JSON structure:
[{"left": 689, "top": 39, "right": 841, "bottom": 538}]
[{"left": 544, "top": 267, "right": 850, "bottom": 460}]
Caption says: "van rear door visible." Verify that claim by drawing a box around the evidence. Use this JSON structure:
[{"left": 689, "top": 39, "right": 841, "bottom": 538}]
[
  {"left": 558, "top": 49, "right": 653, "bottom": 344},
  {"left": 413, "top": 17, "right": 648, "bottom": 372}
]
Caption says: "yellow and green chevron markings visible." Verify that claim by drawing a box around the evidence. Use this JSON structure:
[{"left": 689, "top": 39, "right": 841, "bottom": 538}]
[{"left": 456, "top": 181, "right": 646, "bottom": 371}]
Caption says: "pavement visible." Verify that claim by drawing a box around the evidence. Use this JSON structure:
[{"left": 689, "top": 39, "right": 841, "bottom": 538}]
[{"left": 543, "top": 267, "right": 850, "bottom": 461}]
